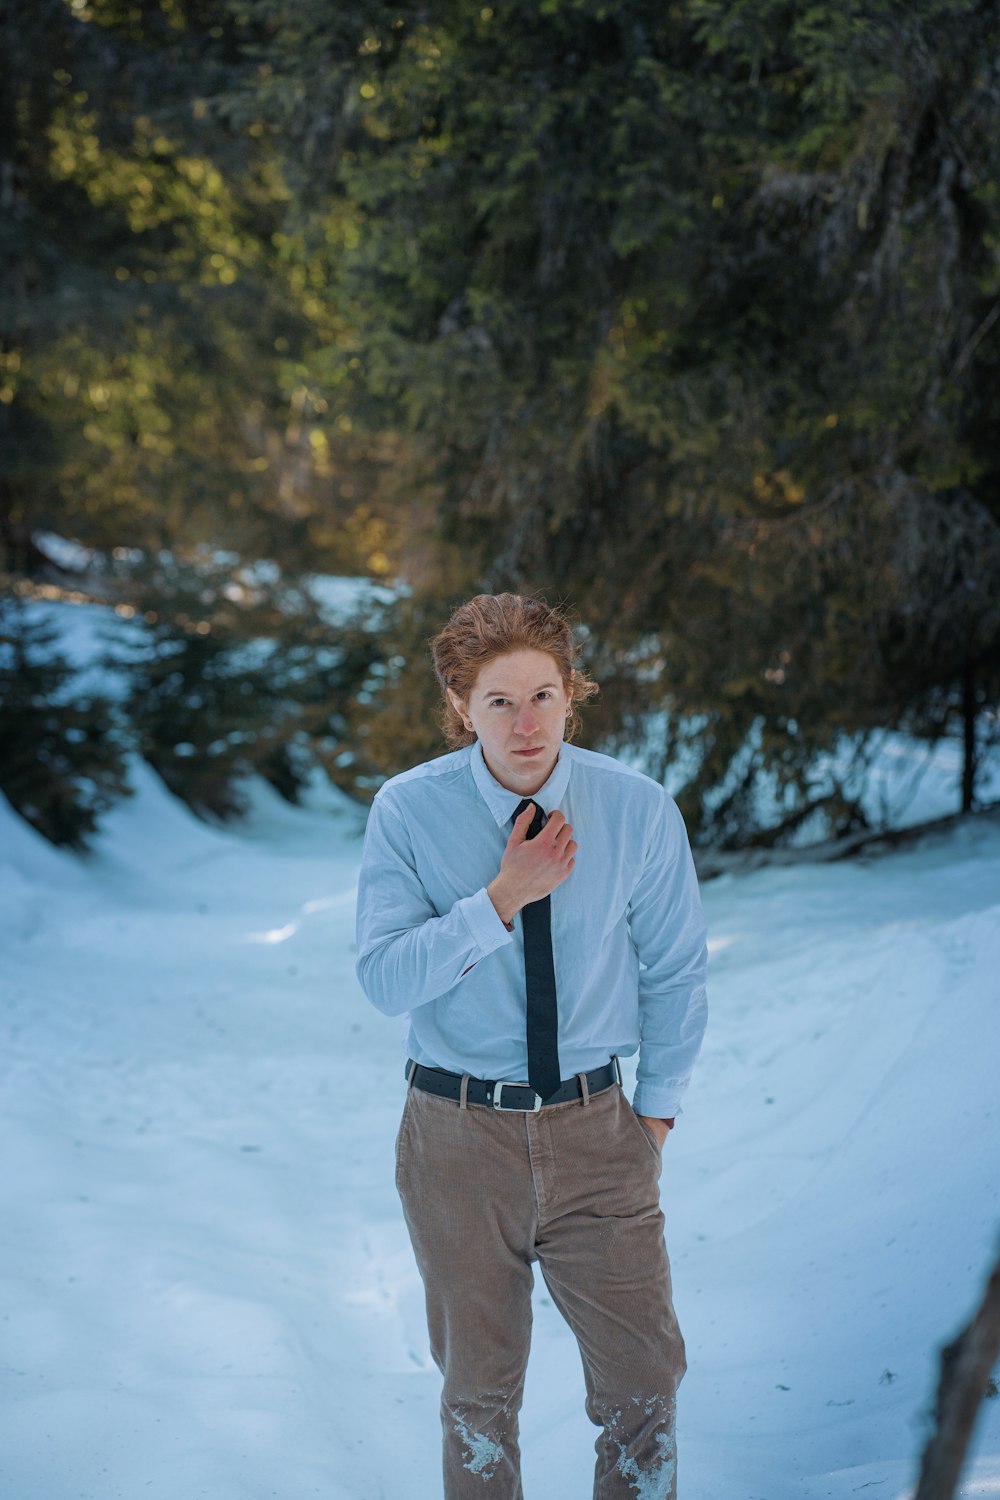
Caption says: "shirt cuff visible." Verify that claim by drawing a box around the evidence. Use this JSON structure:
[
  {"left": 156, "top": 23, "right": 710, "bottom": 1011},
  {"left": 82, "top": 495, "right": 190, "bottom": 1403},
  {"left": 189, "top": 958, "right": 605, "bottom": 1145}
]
[
  {"left": 631, "top": 1086, "right": 686, "bottom": 1120},
  {"left": 458, "top": 886, "right": 517, "bottom": 955}
]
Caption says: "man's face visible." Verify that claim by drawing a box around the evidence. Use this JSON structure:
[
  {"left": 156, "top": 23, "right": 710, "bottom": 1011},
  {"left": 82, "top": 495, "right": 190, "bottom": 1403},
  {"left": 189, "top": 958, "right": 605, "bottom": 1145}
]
[{"left": 448, "top": 648, "right": 571, "bottom": 795}]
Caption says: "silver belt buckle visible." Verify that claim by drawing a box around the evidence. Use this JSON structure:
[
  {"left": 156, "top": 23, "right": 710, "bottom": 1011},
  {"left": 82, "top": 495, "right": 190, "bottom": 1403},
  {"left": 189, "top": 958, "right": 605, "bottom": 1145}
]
[{"left": 493, "top": 1081, "right": 542, "bottom": 1112}]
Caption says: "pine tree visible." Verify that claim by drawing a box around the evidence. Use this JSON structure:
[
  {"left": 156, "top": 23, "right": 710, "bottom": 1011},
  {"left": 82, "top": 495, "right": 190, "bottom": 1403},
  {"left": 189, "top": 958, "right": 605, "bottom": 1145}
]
[
  {"left": 234, "top": 0, "right": 1000, "bottom": 837},
  {"left": 0, "top": 592, "right": 132, "bottom": 849},
  {"left": 104, "top": 548, "right": 383, "bottom": 819}
]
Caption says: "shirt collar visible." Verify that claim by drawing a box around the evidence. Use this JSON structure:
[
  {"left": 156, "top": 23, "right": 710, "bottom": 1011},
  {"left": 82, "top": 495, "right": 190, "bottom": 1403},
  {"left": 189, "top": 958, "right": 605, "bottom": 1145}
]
[{"left": 469, "top": 739, "right": 573, "bottom": 828}]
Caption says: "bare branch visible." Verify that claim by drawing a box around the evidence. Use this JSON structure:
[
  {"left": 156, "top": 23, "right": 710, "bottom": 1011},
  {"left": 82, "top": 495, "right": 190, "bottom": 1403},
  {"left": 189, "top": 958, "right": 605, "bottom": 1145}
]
[{"left": 913, "top": 1242, "right": 1000, "bottom": 1500}]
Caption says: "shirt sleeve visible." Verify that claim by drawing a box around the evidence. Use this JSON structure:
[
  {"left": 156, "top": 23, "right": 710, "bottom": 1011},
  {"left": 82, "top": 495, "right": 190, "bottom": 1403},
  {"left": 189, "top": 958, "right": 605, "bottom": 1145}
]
[
  {"left": 354, "top": 792, "right": 515, "bottom": 1017},
  {"left": 628, "top": 791, "right": 709, "bottom": 1119}
]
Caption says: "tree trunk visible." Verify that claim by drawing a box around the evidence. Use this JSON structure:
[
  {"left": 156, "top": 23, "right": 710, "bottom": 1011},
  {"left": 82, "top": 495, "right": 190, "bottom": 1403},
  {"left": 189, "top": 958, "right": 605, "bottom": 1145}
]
[
  {"left": 961, "top": 656, "right": 977, "bottom": 814},
  {"left": 0, "top": 477, "right": 52, "bottom": 578},
  {"left": 913, "top": 1243, "right": 1000, "bottom": 1500}
]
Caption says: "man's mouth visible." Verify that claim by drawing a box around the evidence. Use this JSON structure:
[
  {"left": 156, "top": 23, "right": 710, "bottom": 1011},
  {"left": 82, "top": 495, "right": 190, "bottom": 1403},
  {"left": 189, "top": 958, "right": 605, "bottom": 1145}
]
[{"left": 513, "top": 747, "right": 544, "bottom": 756}]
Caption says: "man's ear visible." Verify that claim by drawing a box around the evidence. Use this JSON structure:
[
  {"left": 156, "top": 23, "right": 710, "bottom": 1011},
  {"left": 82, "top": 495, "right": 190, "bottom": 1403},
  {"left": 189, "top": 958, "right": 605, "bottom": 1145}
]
[{"left": 447, "top": 687, "right": 472, "bottom": 729}]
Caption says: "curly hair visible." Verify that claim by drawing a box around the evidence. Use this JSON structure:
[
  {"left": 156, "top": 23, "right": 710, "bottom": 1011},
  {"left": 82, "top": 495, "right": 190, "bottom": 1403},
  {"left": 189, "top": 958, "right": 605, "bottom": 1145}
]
[{"left": 429, "top": 592, "right": 600, "bottom": 749}]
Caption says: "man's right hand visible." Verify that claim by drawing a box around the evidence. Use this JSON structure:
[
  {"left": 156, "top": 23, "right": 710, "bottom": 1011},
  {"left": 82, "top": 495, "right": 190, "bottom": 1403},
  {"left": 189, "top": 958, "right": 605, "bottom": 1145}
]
[{"left": 487, "top": 805, "right": 577, "bottom": 926}]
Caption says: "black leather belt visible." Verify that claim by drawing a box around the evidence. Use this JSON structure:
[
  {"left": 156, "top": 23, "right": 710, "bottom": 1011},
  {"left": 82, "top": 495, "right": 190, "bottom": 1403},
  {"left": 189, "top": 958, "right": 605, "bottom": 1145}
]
[{"left": 405, "top": 1058, "right": 621, "bottom": 1112}]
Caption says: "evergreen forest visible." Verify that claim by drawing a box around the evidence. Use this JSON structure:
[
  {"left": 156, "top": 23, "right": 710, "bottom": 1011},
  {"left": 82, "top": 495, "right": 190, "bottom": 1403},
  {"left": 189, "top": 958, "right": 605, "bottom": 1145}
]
[{"left": 3, "top": 0, "right": 1000, "bottom": 850}]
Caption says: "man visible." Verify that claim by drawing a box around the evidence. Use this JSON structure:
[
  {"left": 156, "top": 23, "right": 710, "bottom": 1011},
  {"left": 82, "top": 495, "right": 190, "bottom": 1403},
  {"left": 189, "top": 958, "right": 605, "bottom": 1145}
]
[{"left": 355, "top": 592, "right": 708, "bottom": 1498}]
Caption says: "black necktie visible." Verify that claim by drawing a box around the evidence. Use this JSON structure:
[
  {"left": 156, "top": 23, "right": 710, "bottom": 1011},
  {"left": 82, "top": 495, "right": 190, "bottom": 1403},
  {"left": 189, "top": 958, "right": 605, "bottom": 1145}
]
[{"left": 511, "top": 798, "right": 562, "bottom": 1102}]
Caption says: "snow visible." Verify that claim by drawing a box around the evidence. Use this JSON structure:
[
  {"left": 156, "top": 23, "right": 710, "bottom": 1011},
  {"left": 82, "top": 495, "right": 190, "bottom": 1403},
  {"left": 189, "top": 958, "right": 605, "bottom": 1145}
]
[
  {"left": 2, "top": 619, "right": 1000, "bottom": 1497},
  {"left": 300, "top": 573, "right": 400, "bottom": 624}
]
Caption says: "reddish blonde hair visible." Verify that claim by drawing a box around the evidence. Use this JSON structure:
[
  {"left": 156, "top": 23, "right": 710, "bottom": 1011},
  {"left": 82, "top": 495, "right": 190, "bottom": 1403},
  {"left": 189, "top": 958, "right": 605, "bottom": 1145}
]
[{"left": 429, "top": 592, "right": 599, "bottom": 749}]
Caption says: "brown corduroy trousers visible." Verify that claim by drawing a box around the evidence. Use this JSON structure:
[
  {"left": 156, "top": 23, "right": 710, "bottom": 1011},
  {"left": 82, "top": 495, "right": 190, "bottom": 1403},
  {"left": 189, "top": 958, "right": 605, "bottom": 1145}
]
[{"left": 395, "top": 1076, "right": 687, "bottom": 1499}]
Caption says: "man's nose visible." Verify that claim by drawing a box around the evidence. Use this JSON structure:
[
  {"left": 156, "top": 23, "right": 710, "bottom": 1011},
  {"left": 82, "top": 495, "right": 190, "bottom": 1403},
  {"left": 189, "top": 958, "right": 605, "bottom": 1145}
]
[{"left": 513, "top": 706, "right": 539, "bottom": 735}]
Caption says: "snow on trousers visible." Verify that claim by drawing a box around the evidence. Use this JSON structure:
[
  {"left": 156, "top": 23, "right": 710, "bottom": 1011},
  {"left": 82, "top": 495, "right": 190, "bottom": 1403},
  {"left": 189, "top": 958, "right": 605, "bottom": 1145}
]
[{"left": 395, "top": 1077, "right": 686, "bottom": 1500}]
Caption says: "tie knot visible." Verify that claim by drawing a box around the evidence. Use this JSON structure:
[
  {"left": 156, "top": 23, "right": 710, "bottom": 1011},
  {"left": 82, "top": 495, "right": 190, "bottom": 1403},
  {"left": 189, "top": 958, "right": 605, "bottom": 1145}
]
[{"left": 512, "top": 798, "right": 547, "bottom": 838}]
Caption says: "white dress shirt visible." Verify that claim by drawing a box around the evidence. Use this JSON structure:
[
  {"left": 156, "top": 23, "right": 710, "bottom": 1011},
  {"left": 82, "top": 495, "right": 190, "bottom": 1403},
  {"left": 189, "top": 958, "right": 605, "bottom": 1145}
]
[{"left": 354, "top": 738, "right": 708, "bottom": 1118}]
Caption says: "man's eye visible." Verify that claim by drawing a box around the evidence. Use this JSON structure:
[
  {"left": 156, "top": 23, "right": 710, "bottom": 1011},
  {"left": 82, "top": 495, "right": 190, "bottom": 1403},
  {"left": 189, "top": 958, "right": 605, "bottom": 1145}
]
[
  {"left": 490, "top": 698, "right": 507, "bottom": 708},
  {"left": 537, "top": 691, "right": 551, "bottom": 701}
]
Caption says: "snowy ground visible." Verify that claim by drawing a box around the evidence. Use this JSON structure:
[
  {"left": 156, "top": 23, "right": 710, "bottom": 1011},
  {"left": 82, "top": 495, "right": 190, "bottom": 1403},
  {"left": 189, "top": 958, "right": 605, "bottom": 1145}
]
[{"left": 2, "top": 633, "right": 1000, "bottom": 1498}]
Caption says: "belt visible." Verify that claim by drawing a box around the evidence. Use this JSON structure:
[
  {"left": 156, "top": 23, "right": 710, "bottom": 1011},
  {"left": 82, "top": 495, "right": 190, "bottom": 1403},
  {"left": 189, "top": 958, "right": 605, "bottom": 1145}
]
[{"left": 405, "top": 1058, "right": 621, "bottom": 1112}]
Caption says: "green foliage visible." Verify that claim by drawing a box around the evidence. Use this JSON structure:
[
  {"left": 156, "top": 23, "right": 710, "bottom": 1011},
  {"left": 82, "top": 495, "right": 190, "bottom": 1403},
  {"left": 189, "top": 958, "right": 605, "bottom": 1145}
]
[
  {"left": 5, "top": 0, "right": 1000, "bottom": 846},
  {"left": 104, "top": 549, "right": 384, "bottom": 819},
  {"left": 0, "top": 593, "right": 132, "bottom": 849},
  {"left": 0, "top": 0, "right": 393, "bottom": 578},
  {"left": 236, "top": 0, "right": 1000, "bottom": 839}
]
